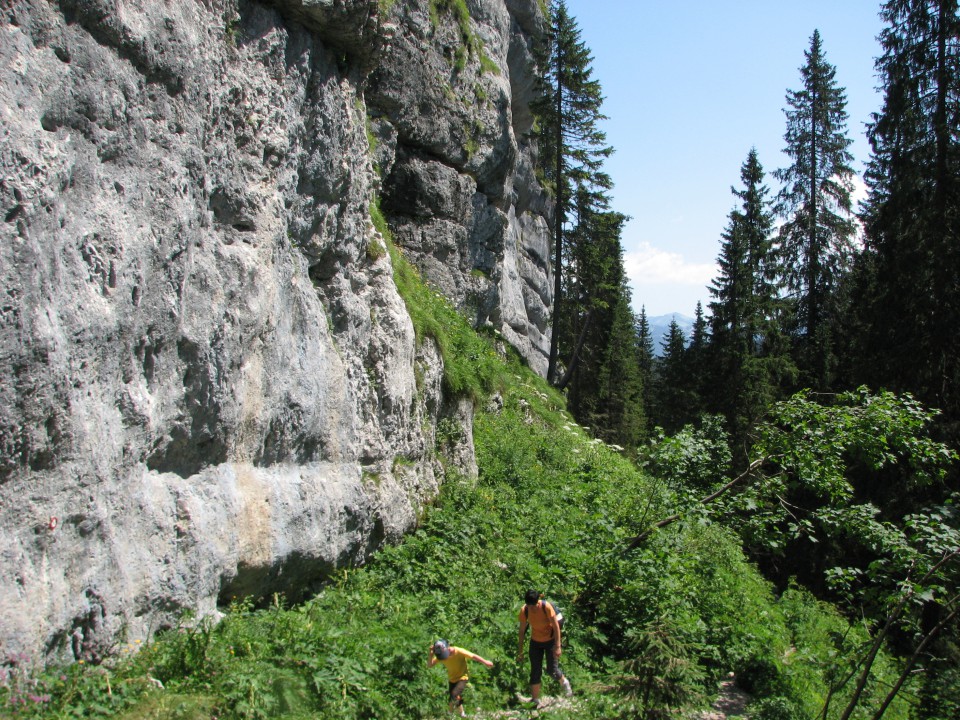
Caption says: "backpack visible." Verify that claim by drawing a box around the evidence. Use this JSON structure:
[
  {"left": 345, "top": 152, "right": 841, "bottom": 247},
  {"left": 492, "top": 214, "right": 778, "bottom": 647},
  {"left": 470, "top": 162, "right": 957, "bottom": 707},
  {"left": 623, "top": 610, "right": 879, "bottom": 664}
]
[{"left": 524, "top": 600, "right": 565, "bottom": 630}]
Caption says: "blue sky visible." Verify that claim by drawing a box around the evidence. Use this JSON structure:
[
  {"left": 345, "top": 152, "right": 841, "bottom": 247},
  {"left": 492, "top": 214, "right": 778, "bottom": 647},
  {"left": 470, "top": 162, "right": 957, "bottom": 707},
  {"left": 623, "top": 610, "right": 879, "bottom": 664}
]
[{"left": 563, "top": 1, "right": 886, "bottom": 317}]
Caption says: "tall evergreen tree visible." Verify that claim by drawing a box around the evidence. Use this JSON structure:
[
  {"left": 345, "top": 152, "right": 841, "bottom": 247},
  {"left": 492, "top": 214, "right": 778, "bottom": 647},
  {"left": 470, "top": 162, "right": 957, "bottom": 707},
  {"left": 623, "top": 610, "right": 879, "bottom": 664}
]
[
  {"left": 856, "top": 0, "right": 960, "bottom": 425},
  {"left": 651, "top": 320, "right": 697, "bottom": 433},
  {"left": 536, "top": 0, "right": 613, "bottom": 384},
  {"left": 846, "top": 7, "right": 960, "bottom": 711},
  {"left": 685, "top": 302, "right": 709, "bottom": 415},
  {"left": 709, "top": 150, "right": 787, "bottom": 456},
  {"left": 775, "top": 30, "right": 857, "bottom": 389},
  {"left": 688, "top": 302, "right": 709, "bottom": 363},
  {"left": 561, "top": 204, "right": 646, "bottom": 446},
  {"left": 635, "top": 306, "right": 656, "bottom": 423},
  {"left": 563, "top": 205, "right": 627, "bottom": 414},
  {"left": 595, "top": 289, "right": 646, "bottom": 452}
]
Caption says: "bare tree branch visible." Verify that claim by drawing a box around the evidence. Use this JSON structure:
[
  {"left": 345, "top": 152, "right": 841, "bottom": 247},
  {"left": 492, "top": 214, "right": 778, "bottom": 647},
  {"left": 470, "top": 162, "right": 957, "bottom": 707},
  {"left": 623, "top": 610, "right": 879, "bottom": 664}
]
[{"left": 626, "top": 457, "right": 768, "bottom": 550}]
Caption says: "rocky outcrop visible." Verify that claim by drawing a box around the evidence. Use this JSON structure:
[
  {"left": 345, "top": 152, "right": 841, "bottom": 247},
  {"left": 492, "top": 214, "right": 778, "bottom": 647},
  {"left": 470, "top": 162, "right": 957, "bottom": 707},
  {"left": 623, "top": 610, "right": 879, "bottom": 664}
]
[
  {"left": 0, "top": 0, "right": 550, "bottom": 665},
  {"left": 370, "top": 0, "right": 552, "bottom": 375}
]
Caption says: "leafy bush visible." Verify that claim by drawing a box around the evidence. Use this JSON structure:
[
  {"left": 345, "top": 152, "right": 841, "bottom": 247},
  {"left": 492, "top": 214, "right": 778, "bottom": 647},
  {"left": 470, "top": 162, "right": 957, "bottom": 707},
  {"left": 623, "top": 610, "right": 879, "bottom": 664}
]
[
  {"left": 641, "top": 414, "right": 732, "bottom": 493},
  {"left": 749, "top": 695, "right": 805, "bottom": 720}
]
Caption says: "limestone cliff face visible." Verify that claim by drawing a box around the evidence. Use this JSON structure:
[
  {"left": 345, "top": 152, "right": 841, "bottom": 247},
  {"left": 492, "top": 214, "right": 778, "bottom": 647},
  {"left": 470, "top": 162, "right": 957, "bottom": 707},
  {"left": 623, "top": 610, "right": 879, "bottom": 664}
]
[
  {"left": 368, "top": 0, "right": 552, "bottom": 371},
  {"left": 0, "top": 0, "right": 551, "bottom": 663}
]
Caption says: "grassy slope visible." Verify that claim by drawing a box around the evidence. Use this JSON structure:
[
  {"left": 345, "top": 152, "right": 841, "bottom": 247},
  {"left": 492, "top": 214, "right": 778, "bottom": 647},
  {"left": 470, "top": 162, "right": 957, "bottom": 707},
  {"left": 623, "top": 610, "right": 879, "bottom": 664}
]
[{"left": 1, "top": 252, "right": 911, "bottom": 720}]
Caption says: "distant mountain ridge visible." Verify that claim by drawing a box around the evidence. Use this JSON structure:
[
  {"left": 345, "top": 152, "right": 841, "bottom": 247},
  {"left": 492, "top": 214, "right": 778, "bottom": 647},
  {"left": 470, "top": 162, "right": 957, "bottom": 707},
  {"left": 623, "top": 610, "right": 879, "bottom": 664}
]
[{"left": 648, "top": 313, "right": 695, "bottom": 356}]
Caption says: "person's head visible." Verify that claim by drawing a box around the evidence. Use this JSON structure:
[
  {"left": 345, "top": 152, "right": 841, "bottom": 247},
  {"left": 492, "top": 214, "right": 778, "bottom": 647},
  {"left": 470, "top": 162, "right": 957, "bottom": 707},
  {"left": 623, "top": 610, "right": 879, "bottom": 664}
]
[
  {"left": 524, "top": 589, "right": 541, "bottom": 606},
  {"left": 433, "top": 639, "right": 451, "bottom": 659}
]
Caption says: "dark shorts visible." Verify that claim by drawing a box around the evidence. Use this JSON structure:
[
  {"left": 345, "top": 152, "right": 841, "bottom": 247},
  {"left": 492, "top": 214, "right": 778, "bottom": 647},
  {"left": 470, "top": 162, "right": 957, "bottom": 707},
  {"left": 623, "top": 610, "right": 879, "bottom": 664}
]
[
  {"left": 528, "top": 639, "right": 562, "bottom": 686},
  {"left": 448, "top": 679, "right": 467, "bottom": 705}
]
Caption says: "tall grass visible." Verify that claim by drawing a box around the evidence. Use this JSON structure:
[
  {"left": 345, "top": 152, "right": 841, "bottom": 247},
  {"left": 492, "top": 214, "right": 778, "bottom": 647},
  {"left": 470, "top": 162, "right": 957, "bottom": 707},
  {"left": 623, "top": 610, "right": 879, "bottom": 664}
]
[{"left": 374, "top": 196, "right": 505, "bottom": 401}]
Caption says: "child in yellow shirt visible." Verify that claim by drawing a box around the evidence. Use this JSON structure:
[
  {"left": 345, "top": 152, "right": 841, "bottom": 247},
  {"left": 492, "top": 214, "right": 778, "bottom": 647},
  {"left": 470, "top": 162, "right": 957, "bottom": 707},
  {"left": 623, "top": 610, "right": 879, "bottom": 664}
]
[{"left": 428, "top": 639, "right": 494, "bottom": 717}]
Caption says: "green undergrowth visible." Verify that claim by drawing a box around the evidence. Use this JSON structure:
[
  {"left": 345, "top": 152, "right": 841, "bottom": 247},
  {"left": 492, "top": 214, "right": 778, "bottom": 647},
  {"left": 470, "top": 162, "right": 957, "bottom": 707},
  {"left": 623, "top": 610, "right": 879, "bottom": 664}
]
[
  {"left": 374, "top": 196, "right": 505, "bottom": 402},
  {"left": 429, "top": 0, "right": 498, "bottom": 74},
  {"left": 1, "top": 242, "right": 912, "bottom": 719},
  {"left": 1, "top": 379, "right": 911, "bottom": 719}
]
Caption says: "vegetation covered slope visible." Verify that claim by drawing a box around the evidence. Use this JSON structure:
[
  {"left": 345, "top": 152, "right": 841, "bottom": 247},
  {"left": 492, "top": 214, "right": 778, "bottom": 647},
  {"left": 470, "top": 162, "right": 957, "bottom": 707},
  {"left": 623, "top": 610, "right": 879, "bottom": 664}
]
[{"left": 1, "top": 256, "right": 918, "bottom": 719}]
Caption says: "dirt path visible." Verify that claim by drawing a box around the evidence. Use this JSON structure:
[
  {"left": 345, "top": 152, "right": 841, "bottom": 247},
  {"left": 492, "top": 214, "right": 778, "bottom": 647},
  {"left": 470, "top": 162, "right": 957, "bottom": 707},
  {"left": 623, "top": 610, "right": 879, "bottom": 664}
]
[
  {"left": 482, "top": 694, "right": 578, "bottom": 718},
  {"left": 696, "top": 675, "right": 752, "bottom": 719},
  {"left": 433, "top": 675, "right": 751, "bottom": 719}
]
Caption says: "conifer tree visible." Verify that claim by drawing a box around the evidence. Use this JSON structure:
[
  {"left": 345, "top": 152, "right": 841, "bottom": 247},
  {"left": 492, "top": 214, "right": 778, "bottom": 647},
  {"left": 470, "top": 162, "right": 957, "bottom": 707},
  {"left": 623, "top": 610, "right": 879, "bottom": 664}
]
[
  {"left": 554, "top": 187, "right": 615, "bottom": 391},
  {"left": 685, "top": 302, "right": 709, "bottom": 415},
  {"left": 856, "top": 0, "right": 960, "bottom": 423},
  {"left": 775, "top": 30, "right": 857, "bottom": 389},
  {"left": 845, "top": 8, "right": 960, "bottom": 710},
  {"left": 709, "top": 150, "right": 787, "bottom": 455},
  {"left": 688, "top": 303, "right": 709, "bottom": 365},
  {"left": 536, "top": 0, "right": 613, "bottom": 384},
  {"left": 596, "top": 290, "right": 646, "bottom": 451},
  {"left": 635, "top": 306, "right": 656, "bottom": 423},
  {"left": 562, "top": 204, "right": 645, "bottom": 446},
  {"left": 651, "top": 320, "right": 696, "bottom": 433}
]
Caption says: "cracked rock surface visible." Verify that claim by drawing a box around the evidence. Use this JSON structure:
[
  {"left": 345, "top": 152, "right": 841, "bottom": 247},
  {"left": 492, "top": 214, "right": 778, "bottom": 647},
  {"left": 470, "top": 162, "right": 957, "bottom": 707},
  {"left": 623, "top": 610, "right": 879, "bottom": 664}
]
[{"left": 0, "top": 0, "right": 549, "bottom": 664}]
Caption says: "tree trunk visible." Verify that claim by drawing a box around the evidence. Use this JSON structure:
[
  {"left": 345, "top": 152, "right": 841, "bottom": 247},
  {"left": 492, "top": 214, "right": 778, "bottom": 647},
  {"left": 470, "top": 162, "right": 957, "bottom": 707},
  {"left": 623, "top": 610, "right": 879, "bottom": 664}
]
[{"left": 547, "top": 60, "right": 564, "bottom": 384}]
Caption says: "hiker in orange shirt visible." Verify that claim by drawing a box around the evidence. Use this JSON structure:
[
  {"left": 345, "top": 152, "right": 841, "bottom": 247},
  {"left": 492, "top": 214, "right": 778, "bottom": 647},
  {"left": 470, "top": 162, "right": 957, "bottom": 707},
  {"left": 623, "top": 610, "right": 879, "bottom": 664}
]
[
  {"left": 517, "top": 589, "right": 572, "bottom": 707},
  {"left": 428, "top": 639, "right": 494, "bottom": 717}
]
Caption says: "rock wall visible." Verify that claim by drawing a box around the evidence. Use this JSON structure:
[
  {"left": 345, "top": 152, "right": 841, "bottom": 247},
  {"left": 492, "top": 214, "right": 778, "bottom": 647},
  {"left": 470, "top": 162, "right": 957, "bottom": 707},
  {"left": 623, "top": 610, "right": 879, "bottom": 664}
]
[
  {"left": 0, "top": 0, "right": 550, "bottom": 665},
  {"left": 370, "top": 0, "right": 552, "bottom": 374}
]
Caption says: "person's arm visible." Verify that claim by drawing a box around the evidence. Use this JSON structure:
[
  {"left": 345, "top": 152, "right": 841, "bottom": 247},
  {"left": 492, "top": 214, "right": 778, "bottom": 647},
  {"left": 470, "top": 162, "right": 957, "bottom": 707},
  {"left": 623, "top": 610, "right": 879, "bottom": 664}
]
[
  {"left": 466, "top": 650, "right": 494, "bottom": 669},
  {"left": 551, "top": 615, "right": 562, "bottom": 658},
  {"left": 427, "top": 645, "right": 439, "bottom": 668},
  {"left": 517, "top": 615, "right": 528, "bottom": 660}
]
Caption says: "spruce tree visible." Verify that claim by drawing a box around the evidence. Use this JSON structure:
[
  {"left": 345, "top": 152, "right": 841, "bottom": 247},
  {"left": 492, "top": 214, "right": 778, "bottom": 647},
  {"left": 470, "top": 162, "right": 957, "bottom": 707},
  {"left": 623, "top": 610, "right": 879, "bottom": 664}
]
[
  {"left": 857, "top": 0, "right": 960, "bottom": 424},
  {"left": 651, "top": 320, "right": 696, "bottom": 433},
  {"left": 686, "top": 302, "right": 709, "bottom": 414},
  {"left": 562, "top": 203, "right": 646, "bottom": 447},
  {"left": 688, "top": 302, "right": 708, "bottom": 364},
  {"left": 536, "top": 0, "right": 613, "bottom": 384},
  {"left": 635, "top": 306, "right": 656, "bottom": 423},
  {"left": 596, "top": 289, "right": 646, "bottom": 452},
  {"left": 847, "top": 7, "right": 960, "bottom": 710},
  {"left": 775, "top": 30, "right": 857, "bottom": 389},
  {"left": 709, "top": 150, "right": 787, "bottom": 455}
]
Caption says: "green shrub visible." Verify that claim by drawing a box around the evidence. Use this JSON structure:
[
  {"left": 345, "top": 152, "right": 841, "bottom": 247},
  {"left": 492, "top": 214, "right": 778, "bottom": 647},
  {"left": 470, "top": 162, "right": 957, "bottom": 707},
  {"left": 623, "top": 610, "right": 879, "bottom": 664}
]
[
  {"left": 641, "top": 415, "right": 732, "bottom": 493},
  {"left": 383, "top": 218, "right": 504, "bottom": 402},
  {"left": 749, "top": 695, "right": 805, "bottom": 720}
]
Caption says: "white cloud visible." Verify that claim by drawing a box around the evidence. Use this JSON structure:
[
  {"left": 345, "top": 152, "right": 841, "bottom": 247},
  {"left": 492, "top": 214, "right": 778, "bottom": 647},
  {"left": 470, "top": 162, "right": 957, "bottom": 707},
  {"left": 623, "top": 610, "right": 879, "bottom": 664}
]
[
  {"left": 850, "top": 173, "right": 869, "bottom": 209},
  {"left": 623, "top": 242, "right": 720, "bottom": 315},
  {"left": 624, "top": 242, "right": 717, "bottom": 287}
]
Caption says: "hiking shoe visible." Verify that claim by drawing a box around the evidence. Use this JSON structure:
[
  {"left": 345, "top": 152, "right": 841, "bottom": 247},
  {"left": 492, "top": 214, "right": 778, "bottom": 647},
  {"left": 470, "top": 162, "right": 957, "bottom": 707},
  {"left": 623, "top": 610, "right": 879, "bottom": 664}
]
[{"left": 561, "top": 677, "right": 573, "bottom": 696}]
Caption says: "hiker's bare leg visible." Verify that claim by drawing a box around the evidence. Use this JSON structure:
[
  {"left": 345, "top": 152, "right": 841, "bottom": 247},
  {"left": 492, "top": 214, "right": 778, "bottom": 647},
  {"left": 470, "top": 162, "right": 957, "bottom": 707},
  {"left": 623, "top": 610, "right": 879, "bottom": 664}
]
[{"left": 531, "top": 682, "right": 541, "bottom": 701}]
